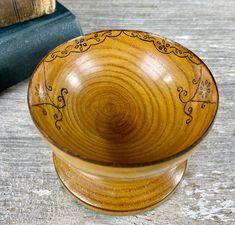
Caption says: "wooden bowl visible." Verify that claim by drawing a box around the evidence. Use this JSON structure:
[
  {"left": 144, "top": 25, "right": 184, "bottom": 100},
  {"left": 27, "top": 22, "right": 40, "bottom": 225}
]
[{"left": 28, "top": 30, "right": 219, "bottom": 215}]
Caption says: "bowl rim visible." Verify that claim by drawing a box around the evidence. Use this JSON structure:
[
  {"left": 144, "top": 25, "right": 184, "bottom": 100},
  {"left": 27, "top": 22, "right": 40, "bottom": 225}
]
[{"left": 27, "top": 29, "right": 219, "bottom": 168}]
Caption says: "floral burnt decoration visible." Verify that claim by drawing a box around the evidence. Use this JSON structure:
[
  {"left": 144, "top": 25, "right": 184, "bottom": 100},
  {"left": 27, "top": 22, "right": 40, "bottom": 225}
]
[
  {"left": 198, "top": 80, "right": 211, "bottom": 98},
  {"left": 177, "top": 67, "right": 216, "bottom": 124},
  {"left": 44, "top": 30, "right": 123, "bottom": 62},
  {"left": 44, "top": 30, "right": 201, "bottom": 65},
  {"left": 122, "top": 31, "right": 202, "bottom": 65},
  {"left": 38, "top": 30, "right": 215, "bottom": 125},
  {"left": 31, "top": 61, "right": 68, "bottom": 130}
]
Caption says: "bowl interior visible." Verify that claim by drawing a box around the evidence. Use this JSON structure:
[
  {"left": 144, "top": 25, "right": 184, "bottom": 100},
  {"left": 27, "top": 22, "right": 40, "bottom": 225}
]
[{"left": 28, "top": 30, "right": 218, "bottom": 166}]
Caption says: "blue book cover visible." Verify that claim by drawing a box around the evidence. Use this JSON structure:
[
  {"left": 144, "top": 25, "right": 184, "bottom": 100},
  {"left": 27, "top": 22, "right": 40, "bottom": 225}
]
[{"left": 0, "top": 2, "right": 83, "bottom": 91}]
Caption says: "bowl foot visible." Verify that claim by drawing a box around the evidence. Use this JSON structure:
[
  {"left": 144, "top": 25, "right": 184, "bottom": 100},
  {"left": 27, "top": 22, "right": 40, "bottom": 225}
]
[{"left": 53, "top": 154, "right": 187, "bottom": 215}]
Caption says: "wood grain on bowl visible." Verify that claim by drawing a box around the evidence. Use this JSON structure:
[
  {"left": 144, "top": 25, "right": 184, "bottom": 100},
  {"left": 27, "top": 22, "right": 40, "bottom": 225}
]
[{"left": 28, "top": 30, "right": 218, "bottom": 215}]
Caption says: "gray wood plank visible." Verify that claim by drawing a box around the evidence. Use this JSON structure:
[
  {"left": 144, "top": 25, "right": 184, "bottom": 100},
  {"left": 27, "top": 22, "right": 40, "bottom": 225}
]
[{"left": 0, "top": 0, "right": 234, "bottom": 224}]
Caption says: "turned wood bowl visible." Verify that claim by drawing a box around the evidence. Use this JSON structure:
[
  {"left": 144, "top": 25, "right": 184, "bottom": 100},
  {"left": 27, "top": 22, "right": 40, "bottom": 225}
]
[{"left": 28, "top": 30, "right": 219, "bottom": 215}]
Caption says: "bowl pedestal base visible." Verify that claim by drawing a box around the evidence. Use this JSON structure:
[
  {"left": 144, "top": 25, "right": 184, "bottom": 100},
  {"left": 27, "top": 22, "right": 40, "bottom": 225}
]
[{"left": 53, "top": 154, "right": 187, "bottom": 215}]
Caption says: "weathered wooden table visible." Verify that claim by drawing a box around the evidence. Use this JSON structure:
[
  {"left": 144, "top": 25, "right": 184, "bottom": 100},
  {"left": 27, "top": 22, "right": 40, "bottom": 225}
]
[{"left": 0, "top": 0, "right": 234, "bottom": 224}]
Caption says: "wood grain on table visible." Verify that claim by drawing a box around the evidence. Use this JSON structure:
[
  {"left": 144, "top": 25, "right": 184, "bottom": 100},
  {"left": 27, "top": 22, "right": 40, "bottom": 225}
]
[{"left": 0, "top": 0, "right": 234, "bottom": 224}]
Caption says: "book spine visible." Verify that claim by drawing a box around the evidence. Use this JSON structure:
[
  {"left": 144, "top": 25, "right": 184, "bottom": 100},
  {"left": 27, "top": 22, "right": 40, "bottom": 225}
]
[{"left": 0, "top": 0, "right": 56, "bottom": 27}]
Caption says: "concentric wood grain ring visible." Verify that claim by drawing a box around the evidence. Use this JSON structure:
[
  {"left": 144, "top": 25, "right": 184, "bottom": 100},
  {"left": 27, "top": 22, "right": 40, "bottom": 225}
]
[
  {"left": 53, "top": 154, "right": 187, "bottom": 215},
  {"left": 28, "top": 30, "right": 218, "bottom": 166},
  {"left": 28, "top": 30, "right": 219, "bottom": 215}
]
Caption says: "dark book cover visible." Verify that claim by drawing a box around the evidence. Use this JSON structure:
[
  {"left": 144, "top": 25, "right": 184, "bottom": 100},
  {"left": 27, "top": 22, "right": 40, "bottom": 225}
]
[
  {"left": 0, "top": 0, "right": 56, "bottom": 28},
  {"left": 0, "top": 2, "right": 83, "bottom": 92}
]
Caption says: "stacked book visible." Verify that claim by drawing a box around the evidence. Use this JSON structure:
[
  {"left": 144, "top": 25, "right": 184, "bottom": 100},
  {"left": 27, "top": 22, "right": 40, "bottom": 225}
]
[{"left": 0, "top": 0, "right": 83, "bottom": 91}]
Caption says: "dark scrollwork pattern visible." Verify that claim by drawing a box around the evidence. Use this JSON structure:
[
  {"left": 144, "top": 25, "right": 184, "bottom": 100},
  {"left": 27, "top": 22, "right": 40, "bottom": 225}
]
[
  {"left": 122, "top": 31, "right": 201, "bottom": 65},
  {"left": 177, "top": 67, "right": 216, "bottom": 124},
  {"left": 36, "top": 30, "right": 215, "bottom": 125},
  {"left": 31, "top": 62, "right": 68, "bottom": 130},
  {"left": 45, "top": 31, "right": 123, "bottom": 62},
  {"left": 44, "top": 30, "right": 201, "bottom": 65}
]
